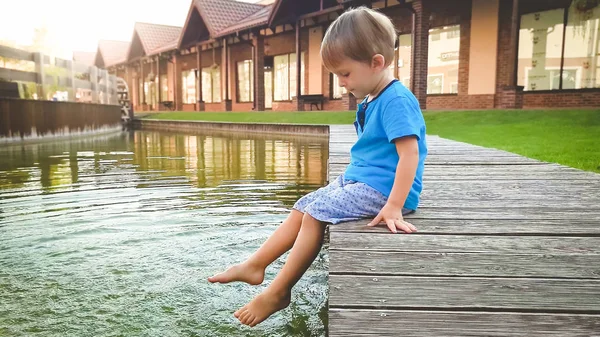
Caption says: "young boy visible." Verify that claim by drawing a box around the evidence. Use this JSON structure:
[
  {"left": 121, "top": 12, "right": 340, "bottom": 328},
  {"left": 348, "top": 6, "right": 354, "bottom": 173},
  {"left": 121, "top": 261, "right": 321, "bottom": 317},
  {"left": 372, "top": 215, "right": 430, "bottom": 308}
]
[{"left": 208, "top": 6, "right": 427, "bottom": 327}]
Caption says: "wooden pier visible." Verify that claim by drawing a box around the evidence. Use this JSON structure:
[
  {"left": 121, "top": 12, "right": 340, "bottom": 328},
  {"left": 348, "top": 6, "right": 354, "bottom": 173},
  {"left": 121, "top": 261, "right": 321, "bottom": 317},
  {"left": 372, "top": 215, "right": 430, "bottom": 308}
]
[{"left": 327, "top": 125, "right": 600, "bottom": 336}]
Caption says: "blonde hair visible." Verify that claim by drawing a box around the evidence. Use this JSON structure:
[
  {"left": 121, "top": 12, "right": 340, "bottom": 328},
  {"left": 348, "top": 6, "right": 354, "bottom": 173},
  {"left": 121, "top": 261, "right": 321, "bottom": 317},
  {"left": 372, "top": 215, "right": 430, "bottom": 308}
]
[{"left": 321, "top": 7, "right": 397, "bottom": 71}]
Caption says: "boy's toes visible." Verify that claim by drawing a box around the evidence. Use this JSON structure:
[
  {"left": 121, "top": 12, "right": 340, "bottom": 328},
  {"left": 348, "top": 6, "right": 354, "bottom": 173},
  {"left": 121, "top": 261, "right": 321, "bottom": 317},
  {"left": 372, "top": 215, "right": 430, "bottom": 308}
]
[
  {"left": 234, "top": 305, "right": 247, "bottom": 318},
  {"left": 239, "top": 310, "right": 251, "bottom": 323},
  {"left": 243, "top": 313, "right": 256, "bottom": 326}
]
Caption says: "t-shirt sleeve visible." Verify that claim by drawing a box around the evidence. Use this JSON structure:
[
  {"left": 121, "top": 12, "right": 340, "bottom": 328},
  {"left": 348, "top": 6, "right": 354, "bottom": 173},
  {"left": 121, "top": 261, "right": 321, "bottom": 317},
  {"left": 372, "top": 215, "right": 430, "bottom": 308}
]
[{"left": 381, "top": 96, "right": 423, "bottom": 143}]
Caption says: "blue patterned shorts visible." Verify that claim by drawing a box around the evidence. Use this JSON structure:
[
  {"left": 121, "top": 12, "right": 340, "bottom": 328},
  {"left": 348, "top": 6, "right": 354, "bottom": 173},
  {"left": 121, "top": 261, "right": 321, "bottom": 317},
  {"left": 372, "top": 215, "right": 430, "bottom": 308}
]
[{"left": 293, "top": 174, "right": 414, "bottom": 224}]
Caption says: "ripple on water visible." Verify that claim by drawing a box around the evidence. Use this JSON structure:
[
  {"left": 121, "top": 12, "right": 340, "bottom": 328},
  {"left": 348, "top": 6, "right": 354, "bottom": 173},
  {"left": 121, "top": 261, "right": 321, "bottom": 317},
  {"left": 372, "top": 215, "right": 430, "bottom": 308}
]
[{"left": 0, "top": 130, "right": 329, "bottom": 336}]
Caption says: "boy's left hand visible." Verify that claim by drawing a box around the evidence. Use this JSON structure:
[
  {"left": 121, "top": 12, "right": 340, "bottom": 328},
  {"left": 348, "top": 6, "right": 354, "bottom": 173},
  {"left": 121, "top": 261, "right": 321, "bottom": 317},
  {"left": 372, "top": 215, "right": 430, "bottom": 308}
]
[{"left": 367, "top": 203, "right": 417, "bottom": 234}]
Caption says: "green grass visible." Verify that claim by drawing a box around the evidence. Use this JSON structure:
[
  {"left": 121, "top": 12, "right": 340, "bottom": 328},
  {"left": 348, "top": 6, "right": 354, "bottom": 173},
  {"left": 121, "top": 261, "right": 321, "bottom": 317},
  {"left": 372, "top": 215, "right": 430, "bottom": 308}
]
[
  {"left": 144, "top": 109, "right": 600, "bottom": 173},
  {"left": 145, "top": 111, "right": 355, "bottom": 124},
  {"left": 424, "top": 109, "right": 600, "bottom": 173}
]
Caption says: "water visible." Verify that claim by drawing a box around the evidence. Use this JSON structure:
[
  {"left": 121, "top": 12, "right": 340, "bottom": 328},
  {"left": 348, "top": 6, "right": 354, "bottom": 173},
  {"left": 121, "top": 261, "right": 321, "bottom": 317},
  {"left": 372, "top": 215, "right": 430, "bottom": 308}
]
[{"left": 0, "top": 130, "right": 330, "bottom": 337}]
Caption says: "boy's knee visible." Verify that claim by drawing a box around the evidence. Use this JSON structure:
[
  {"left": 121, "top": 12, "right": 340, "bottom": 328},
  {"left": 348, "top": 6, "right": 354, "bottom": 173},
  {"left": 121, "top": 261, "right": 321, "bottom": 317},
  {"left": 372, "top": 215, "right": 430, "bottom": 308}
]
[{"left": 301, "top": 212, "right": 325, "bottom": 227}]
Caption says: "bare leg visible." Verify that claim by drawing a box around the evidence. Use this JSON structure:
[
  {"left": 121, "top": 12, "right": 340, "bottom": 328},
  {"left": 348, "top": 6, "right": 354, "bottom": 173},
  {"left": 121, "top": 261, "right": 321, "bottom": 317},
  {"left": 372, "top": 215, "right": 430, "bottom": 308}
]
[
  {"left": 235, "top": 213, "right": 326, "bottom": 327},
  {"left": 208, "top": 209, "right": 304, "bottom": 285}
]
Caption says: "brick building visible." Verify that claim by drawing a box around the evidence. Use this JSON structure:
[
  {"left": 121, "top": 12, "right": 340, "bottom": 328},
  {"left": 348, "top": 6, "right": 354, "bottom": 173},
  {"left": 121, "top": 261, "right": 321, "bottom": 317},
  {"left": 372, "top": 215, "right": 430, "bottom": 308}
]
[{"left": 103, "top": 0, "right": 600, "bottom": 111}]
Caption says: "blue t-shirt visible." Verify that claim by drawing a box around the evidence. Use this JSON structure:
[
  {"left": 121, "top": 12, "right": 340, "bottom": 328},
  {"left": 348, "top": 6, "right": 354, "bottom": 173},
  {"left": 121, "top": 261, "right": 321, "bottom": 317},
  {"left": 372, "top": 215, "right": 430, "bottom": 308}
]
[{"left": 344, "top": 80, "right": 428, "bottom": 210}]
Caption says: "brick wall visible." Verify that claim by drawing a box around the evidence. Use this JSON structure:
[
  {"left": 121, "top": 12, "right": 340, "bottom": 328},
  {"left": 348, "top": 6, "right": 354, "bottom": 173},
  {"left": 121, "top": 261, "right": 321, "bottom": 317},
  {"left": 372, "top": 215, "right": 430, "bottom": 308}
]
[
  {"left": 178, "top": 53, "right": 197, "bottom": 71},
  {"left": 324, "top": 99, "right": 347, "bottom": 111},
  {"left": 523, "top": 90, "right": 600, "bottom": 108},
  {"left": 204, "top": 102, "right": 223, "bottom": 112},
  {"left": 427, "top": 94, "right": 495, "bottom": 110},
  {"left": 182, "top": 103, "right": 196, "bottom": 111},
  {"left": 410, "top": 0, "right": 430, "bottom": 109},
  {"left": 271, "top": 101, "right": 297, "bottom": 111}
]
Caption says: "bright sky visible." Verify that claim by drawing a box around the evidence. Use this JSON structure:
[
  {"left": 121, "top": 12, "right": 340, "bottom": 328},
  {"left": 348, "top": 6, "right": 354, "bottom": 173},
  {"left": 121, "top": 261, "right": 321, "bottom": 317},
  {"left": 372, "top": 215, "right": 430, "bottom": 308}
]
[{"left": 0, "top": 0, "right": 259, "bottom": 59}]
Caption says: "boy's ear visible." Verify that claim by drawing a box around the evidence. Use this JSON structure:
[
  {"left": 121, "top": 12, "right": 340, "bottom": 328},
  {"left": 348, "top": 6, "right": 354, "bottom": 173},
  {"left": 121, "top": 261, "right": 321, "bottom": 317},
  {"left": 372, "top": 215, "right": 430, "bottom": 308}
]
[{"left": 371, "top": 54, "right": 386, "bottom": 70}]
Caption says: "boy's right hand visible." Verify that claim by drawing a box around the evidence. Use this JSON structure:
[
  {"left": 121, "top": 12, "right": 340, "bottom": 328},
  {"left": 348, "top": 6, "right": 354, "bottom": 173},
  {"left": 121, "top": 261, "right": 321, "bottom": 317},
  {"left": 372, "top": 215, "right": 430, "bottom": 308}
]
[{"left": 367, "top": 203, "right": 417, "bottom": 234}]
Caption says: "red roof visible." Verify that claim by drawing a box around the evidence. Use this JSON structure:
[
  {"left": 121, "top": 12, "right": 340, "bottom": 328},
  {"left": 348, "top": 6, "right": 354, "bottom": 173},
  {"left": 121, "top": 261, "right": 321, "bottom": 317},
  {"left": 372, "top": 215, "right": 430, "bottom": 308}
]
[
  {"left": 132, "top": 22, "right": 182, "bottom": 56},
  {"left": 196, "top": 0, "right": 267, "bottom": 35},
  {"left": 215, "top": 4, "right": 273, "bottom": 37},
  {"left": 96, "top": 40, "right": 130, "bottom": 67},
  {"left": 72, "top": 51, "right": 96, "bottom": 66}
]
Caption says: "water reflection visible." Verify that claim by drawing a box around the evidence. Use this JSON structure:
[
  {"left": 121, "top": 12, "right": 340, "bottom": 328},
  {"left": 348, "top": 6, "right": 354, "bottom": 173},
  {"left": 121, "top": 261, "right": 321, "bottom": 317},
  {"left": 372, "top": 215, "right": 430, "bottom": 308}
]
[
  {"left": 0, "top": 129, "right": 330, "bottom": 336},
  {"left": 0, "top": 130, "right": 328, "bottom": 195},
  {"left": 132, "top": 131, "right": 328, "bottom": 207}
]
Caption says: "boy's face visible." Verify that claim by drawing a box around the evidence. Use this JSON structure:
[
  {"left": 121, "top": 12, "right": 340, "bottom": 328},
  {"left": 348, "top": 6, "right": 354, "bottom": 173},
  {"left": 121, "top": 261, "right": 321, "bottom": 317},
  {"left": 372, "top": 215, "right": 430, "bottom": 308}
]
[{"left": 328, "top": 57, "right": 382, "bottom": 99}]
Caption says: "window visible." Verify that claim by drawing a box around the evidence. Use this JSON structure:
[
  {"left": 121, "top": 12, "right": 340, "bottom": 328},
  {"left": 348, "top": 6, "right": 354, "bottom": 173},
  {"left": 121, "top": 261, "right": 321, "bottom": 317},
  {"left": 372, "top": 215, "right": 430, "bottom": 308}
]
[
  {"left": 447, "top": 27, "right": 461, "bottom": 39},
  {"left": 160, "top": 74, "right": 168, "bottom": 101},
  {"left": 138, "top": 79, "right": 143, "bottom": 105},
  {"left": 181, "top": 70, "right": 197, "bottom": 104},
  {"left": 331, "top": 73, "right": 347, "bottom": 99},
  {"left": 426, "top": 25, "right": 460, "bottom": 94},
  {"left": 202, "top": 67, "right": 221, "bottom": 103},
  {"left": 565, "top": 4, "right": 600, "bottom": 89},
  {"left": 237, "top": 60, "right": 253, "bottom": 102},
  {"left": 428, "top": 74, "right": 444, "bottom": 94},
  {"left": 274, "top": 53, "right": 305, "bottom": 101},
  {"left": 450, "top": 82, "right": 458, "bottom": 94},
  {"left": 428, "top": 25, "right": 460, "bottom": 94},
  {"left": 518, "top": 3, "right": 599, "bottom": 90},
  {"left": 397, "top": 34, "right": 412, "bottom": 90},
  {"left": 265, "top": 70, "right": 273, "bottom": 109}
]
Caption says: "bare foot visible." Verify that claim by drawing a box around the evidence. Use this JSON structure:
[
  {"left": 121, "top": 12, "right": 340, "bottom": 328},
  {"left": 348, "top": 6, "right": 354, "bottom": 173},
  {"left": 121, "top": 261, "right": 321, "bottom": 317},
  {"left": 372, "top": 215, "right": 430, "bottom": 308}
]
[
  {"left": 207, "top": 262, "right": 264, "bottom": 285},
  {"left": 234, "top": 289, "right": 291, "bottom": 327}
]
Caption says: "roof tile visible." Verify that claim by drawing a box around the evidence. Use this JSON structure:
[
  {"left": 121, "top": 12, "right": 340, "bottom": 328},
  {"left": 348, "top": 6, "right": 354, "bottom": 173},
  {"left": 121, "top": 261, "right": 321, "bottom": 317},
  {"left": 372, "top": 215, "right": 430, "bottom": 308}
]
[
  {"left": 97, "top": 40, "right": 130, "bottom": 67},
  {"left": 196, "top": 0, "right": 266, "bottom": 34},
  {"left": 134, "top": 22, "right": 182, "bottom": 55}
]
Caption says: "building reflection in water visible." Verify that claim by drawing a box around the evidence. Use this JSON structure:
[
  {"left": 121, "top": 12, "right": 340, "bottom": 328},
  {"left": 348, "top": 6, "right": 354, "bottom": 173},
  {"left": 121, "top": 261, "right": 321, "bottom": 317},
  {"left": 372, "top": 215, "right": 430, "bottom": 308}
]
[
  {"left": 0, "top": 130, "right": 329, "bottom": 208},
  {"left": 132, "top": 130, "right": 328, "bottom": 187}
]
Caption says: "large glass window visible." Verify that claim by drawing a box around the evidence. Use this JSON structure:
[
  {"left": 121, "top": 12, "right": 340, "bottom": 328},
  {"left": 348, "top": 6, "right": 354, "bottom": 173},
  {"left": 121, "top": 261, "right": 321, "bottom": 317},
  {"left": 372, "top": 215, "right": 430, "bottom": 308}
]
[
  {"left": 160, "top": 74, "right": 168, "bottom": 102},
  {"left": 331, "top": 73, "right": 347, "bottom": 99},
  {"left": 397, "top": 33, "right": 413, "bottom": 89},
  {"left": 138, "top": 78, "right": 143, "bottom": 105},
  {"left": 181, "top": 70, "right": 196, "bottom": 104},
  {"left": 202, "top": 67, "right": 221, "bottom": 103},
  {"left": 518, "top": 3, "right": 600, "bottom": 90},
  {"left": 274, "top": 53, "right": 305, "bottom": 101},
  {"left": 427, "top": 25, "right": 460, "bottom": 94},
  {"left": 237, "top": 60, "right": 254, "bottom": 102}
]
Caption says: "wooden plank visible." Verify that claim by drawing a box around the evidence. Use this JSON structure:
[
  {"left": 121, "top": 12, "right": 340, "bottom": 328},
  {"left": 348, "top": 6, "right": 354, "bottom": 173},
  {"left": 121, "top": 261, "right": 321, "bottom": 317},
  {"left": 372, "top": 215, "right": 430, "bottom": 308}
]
[
  {"left": 329, "top": 275, "right": 600, "bottom": 311},
  {"left": 329, "top": 232, "right": 600, "bottom": 254},
  {"left": 417, "top": 198, "right": 600, "bottom": 208},
  {"left": 329, "top": 164, "right": 599, "bottom": 180},
  {"left": 404, "top": 207, "right": 600, "bottom": 220},
  {"left": 330, "top": 163, "right": 589, "bottom": 173},
  {"left": 328, "top": 146, "right": 521, "bottom": 156},
  {"left": 329, "top": 309, "right": 600, "bottom": 337},
  {"left": 327, "top": 125, "right": 600, "bottom": 335},
  {"left": 330, "top": 171, "right": 600, "bottom": 182},
  {"left": 328, "top": 154, "right": 543, "bottom": 164},
  {"left": 330, "top": 251, "right": 600, "bottom": 278},
  {"left": 329, "top": 219, "right": 600, "bottom": 234}
]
